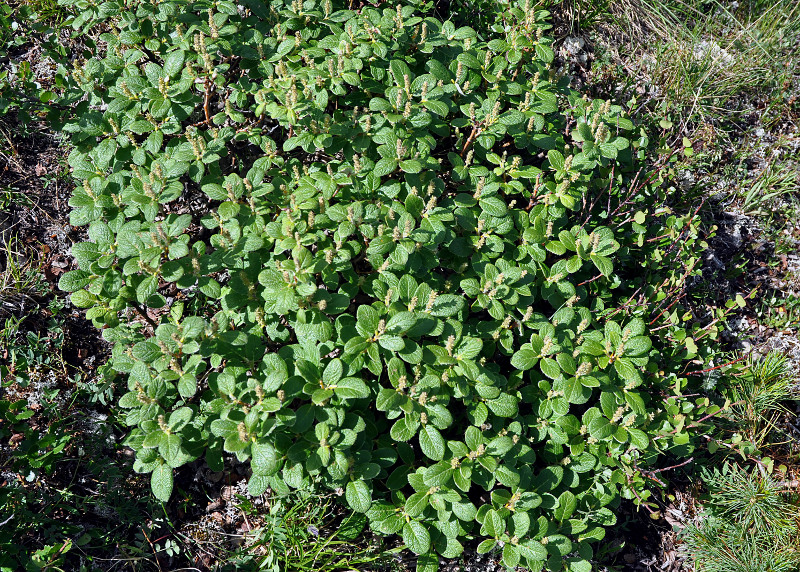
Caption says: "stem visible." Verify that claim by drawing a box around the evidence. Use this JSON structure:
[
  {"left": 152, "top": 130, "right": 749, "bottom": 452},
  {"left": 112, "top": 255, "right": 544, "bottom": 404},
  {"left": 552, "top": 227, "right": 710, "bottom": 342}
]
[
  {"left": 460, "top": 125, "right": 481, "bottom": 157},
  {"left": 653, "top": 400, "right": 743, "bottom": 440},
  {"left": 684, "top": 354, "right": 747, "bottom": 376},
  {"left": 131, "top": 302, "right": 158, "bottom": 329},
  {"left": 577, "top": 273, "right": 603, "bottom": 287},
  {"left": 203, "top": 77, "right": 213, "bottom": 125},
  {"left": 647, "top": 456, "right": 694, "bottom": 475}
]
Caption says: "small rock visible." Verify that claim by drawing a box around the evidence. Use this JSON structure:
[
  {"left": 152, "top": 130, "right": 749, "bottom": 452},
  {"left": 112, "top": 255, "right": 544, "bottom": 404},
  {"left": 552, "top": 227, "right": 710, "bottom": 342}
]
[
  {"left": 693, "top": 39, "right": 735, "bottom": 66},
  {"left": 562, "top": 36, "right": 585, "bottom": 57}
]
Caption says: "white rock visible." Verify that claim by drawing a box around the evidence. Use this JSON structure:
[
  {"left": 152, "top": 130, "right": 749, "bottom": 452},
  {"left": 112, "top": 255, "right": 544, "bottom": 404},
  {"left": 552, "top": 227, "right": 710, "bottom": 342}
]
[
  {"left": 693, "top": 40, "right": 735, "bottom": 66},
  {"left": 562, "top": 36, "right": 585, "bottom": 57}
]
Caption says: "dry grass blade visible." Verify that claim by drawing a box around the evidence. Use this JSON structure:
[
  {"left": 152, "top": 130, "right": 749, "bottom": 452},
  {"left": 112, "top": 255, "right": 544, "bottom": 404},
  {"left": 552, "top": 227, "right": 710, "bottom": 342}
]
[{"left": 588, "top": 0, "right": 800, "bottom": 131}]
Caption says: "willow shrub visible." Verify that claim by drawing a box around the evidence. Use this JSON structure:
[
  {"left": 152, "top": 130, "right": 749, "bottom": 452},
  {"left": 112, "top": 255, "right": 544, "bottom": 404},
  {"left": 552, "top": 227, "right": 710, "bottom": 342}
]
[{"left": 56, "top": 0, "right": 723, "bottom": 569}]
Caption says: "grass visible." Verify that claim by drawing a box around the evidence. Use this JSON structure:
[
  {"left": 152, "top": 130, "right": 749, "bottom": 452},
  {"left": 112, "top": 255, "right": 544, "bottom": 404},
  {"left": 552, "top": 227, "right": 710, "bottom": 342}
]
[
  {"left": 736, "top": 161, "right": 798, "bottom": 218},
  {"left": 220, "top": 491, "right": 404, "bottom": 571},
  {"left": 581, "top": 0, "right": 800, "bottom": 136},
  {"left": 0, "top": 237, "right": 55, "bottom": 383},
  {"left": 0, "top": 0, "right": 66, "bottom": 39}
]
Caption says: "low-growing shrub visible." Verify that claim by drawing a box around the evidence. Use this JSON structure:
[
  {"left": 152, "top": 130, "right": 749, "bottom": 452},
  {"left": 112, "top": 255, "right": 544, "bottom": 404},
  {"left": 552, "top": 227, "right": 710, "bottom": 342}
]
[{"left": 56, "top": 0, "right": 727, "bottom": 569}]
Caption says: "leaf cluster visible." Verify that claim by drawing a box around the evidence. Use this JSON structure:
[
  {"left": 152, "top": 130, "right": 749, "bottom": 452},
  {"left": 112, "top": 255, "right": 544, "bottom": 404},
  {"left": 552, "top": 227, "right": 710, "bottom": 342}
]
[{"left": 55, "top": 0, "right": 727, "bottom": 569}]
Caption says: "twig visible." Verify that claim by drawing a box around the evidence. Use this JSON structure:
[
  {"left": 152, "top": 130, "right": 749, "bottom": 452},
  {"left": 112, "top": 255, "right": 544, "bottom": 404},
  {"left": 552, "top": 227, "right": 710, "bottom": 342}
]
[
  {"left": 577, "top": 273, "right": 604, "bottom": 287},
  {"left": 647, "top": 456, "right": 694, "bottom": 475},
  {"left": 131, "top": 301, "right": 158, "bottom": 329},
  {"left": 203, "top": 77, "right": 212, "bottom": 125},
  {"left": 653, "top": 400, "right": 743, "bottom": 440},
  {"left": 684, "top": 354, "right": 747, "bottom": 376},
  {"left": 460, "top": 125, "right": 481, "bottom": 157},
  {"left": 139, "top": 526, "right": 165, "bottom": 572},
  {"left": 627, "top": 473, "right": 656, "bottom": 514}
]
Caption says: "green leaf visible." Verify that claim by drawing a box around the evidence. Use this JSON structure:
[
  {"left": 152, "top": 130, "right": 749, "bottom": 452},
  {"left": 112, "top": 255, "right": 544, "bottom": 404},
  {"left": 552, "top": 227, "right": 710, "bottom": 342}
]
[
  {"left": 374, "top": 157, "right": 397, "bottom": 177},
  {"left": 151, "top": 463, "right": 173, "bottom": 502},
  {"left": 628, "top": 428, "right": 649, "bottom": 449},
  {"left": 548, "top": 149, "right": 565, "bottom": 171},
  {"left": 143, "top": 430, "right": 166, "bottom": 449},
  {"left": 159, "top": 434, "right": 183, "bottom": 467},
  {"left": 333, "top": 377, "right": 370, "bottom": 399},
  {"left": 405, "top": 491, "right": 429, "bottom": 517},
  {"left": 132, "top": 341, "right": 161, "bottom": 363},
  {"left": 136, "top": 275, "right": 158, "bottom": 304},
  {"left": 685, "top": 336, "right": 698, "bottom": 356},
  {"left": 210, "top": 419, "right": 238, "bottom": 438},
  {"left": 511, "top": 347, "right": 538, "bottom": 370},
  {"left": 163, "top": 50, "right": 185, "bottom": 77},
  {"left": 486, "top": 393, "right": 518, "bottom": 417},
  {"left": 248, "top": 474, "right": 270, "bottom": 496},
  {"left": 168, "top": 407, "right": 192, "bottom": 430},
  {"left": 483, "top": 509, "right": 504, "bottom": 538},
  {"left": 624, "top": 336, "right": 652, "bottom": 357},
  {"left": 423, "top": 462, "right": 453, "bottom": 487},
  {"left": 614, "top": 358, "right": 642, "bottom": 387},
  {"left": 400, "top": 159, "right": 423, "bottom": 173},
  {"left": 560, "top": 375, "right": 589, "bottom": 404},
  {"left": 567, "top": 560, "right": 592, "bottom": 572},
  {"left": 346, "top": 480, "right": 372, "bottom": 513},
  {"left": 251, "top": 441, "right": 279, "bottom": 476},
  {"left": 70, "top": 289, "right": 95, "bottom": 308},
  {"left": 554, "top": 491, "right": 577, "bottom": 521},
  {"left": 580, "top": 338, "right": 606, "bottom": 356},
  {"left": 386, "top": 311, "right": 416, "bottom": 334},
  {"left": 58, "top": 269, "right": 92, "bottom": 292},
  {"left": 390, "top": 59, "right": 412, "bottom": 83},
  {"left": 419, "top": 425, "right": 445, "bottom": 461},
  {"left": 323, "top": 358, "right": 344, "bottom": 385},
  {"left": 370, "top": 97, "right": 391, "bottom": 111},
  {"left": 588, "top": 417, "right": 614, "bottom": 440},
  {"left": 391, "top": 417, "right": 418, "bottom": 442},
  {"left": 423, "top": 99, "right": 449, "bottom": 117},
  {"left": 502, "top": 544, "right": 520, "bottom": 568},
  {"left": 452, "top": 501, "right": 477, "bottom": 522},
  {"left": 356, "top": 305, "right": 380, "bottom": 337},
  {"left": 480, "top": 197, "right": 507, "bottom": 217},
  {"left": 540, "top": 357, "right": 561, "bottom": 380},
  {"left": 416, "top": 552, "right": 439, "bottom": 572},
  {"left": 519, "top": 541, "right": 548, "bottom": 561},
  {"left": 590, "top": 254, "right": 613, "bottom": 277},
  {"left": 377, "top": 388, "right": 406, "bottom": 412},
  {"left": 477, "top": 539, "right": 497, "bottom": 554},
  {"left": 428, "top": 294, "right": 464, "bottom": 317},
  {"left": 403, "top": 521, "right": 431, "bottom": 555}
]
